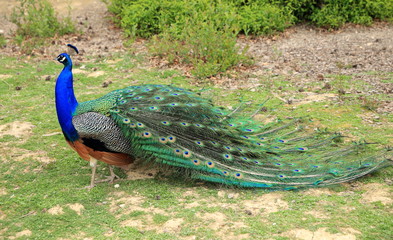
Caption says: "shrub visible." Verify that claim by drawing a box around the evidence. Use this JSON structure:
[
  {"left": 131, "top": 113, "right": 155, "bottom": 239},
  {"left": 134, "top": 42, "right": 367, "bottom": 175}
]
[
  {"left": 109, "top": 0, "right": 294, "bottom": 38},
  {"left": 149, "top": 7, "right": 252, "bottom": 78},
  {"left": 238, "top": 1, "right": 293, "bottom": 35},
  {"left": 10, "top": 0, "right": 75, "bottom": 53}
]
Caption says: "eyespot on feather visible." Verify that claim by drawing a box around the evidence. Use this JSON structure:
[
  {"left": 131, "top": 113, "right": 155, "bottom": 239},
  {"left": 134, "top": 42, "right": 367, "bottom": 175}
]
[
  {"left": 234, "top": 173, "right": 243, "bottom": 179},
  {"left": 142, "top": 132, "right": 152, "bottom": 138},
  {"left": 183, "top": 150, "right": 192, "bottom": 158},
  {"left": 168, "top": 136, "right": 176, "bottom": 143},
  {"left": 206, "top": 161, "right": 215, "bottom": 168},
  {"left": 192, "top": 159, "right": 201, "bottom": 166}
]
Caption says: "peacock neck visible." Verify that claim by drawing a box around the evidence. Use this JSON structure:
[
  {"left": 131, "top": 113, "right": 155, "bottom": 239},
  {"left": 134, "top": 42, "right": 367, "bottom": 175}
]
[{"left": 55, "top": 63, "right": 79, "bottom": 141}]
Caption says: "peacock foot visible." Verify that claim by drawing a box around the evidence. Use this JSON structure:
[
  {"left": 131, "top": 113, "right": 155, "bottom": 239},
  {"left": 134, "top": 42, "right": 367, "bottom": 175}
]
[{"left": 95, "top": 165, "right": 120, "bottom": 184}]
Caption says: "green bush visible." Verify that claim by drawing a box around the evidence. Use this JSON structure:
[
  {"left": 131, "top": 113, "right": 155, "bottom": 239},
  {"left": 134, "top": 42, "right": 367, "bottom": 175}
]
[
  {"left": 149, "top": 6, "right": 252, "bottom": 78},
  {"left": 238, "top": 1, "right": 293, "bottom": 35},
  {"left": 109, "top": 0, "right": 294, "bottom": 37},
  {"left": 310, "top": 0, "right": 373, "bottom": 28},
  {"left": 10, "top": 0, "right": 75, "bottom": 53}
]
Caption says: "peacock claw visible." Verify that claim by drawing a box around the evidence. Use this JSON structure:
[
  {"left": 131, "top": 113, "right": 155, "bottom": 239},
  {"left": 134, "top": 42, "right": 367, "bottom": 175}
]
[
  {"left": 95, "top": 165, "right": 120, "bottom": 184},
  {"left": 95, "top": 174, "right": 120, "bottom": 184}
]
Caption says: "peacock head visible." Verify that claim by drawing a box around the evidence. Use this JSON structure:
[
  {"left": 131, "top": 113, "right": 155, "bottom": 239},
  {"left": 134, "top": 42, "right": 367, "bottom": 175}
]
[
  {"left": 56, "top": 53, "right": 72, "bottom": 66},
  {"left": 56, "top": 44, "right": 79, "bottom": 66}
]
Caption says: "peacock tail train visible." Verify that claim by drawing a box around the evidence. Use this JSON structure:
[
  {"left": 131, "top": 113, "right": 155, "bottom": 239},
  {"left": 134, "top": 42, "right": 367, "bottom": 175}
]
[{"left": 55, "top": 49, "right": 392, "bottom": 190}]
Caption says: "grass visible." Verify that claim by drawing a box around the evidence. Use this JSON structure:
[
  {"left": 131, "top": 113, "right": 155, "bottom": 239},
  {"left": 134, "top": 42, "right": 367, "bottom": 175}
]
[{"left": 0, "top": 53, "right": 392, "bottom": 239}]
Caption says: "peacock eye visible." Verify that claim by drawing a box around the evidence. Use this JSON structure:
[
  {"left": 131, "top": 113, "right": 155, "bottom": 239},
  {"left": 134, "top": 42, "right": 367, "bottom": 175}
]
[{"left": 57, "top": 55, "right": 66, "bottom": 63}]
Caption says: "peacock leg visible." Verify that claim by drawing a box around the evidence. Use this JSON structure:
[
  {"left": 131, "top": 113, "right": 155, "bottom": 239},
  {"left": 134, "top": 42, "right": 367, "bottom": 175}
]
[
  {"left": 89, "top": 158, "right": 98, "bottom": 189},
  {"left": 95, "top": 165, "right": 120, "bottom": 184},
  {"left": 108, "top": 165, "right": 120, "bottom": 183}
]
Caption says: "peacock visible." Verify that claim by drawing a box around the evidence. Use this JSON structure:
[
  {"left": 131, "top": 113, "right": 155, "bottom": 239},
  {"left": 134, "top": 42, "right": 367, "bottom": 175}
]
[{"left": 55, "top": 45, "right": 392, "bottom": 189}]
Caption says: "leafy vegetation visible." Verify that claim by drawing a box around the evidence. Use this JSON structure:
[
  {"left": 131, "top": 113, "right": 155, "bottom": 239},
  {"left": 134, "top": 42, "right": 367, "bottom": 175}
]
[
  {"left": 148, "top": 13, "right": 252, "bottom": 78},
  {"left": 10, "top": 0, "right": 76, "bottom": 54},
  {"left": 0, "top": 35, "right": 6, "bottom": 48},
  {"left": 109, "top": 0, "right": 393, "bottom": 37}
]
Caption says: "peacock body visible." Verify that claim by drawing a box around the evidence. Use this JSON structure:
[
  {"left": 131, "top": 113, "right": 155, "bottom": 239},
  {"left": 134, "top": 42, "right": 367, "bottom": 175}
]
[{"left": 55, "top": 48, "right": 392, "bottom": 189}]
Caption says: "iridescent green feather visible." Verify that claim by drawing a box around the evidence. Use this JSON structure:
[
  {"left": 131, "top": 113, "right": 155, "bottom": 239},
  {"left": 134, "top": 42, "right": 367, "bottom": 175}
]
[{"left": 79, "top": 84, "right": 392, "bottom": 189}]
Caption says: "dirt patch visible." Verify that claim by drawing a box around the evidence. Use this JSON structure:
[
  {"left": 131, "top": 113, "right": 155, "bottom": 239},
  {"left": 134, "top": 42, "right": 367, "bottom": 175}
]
[
  {"left": 305, "top": 210, "right": 331, "bottom": 219},
  {"left": 242, "top": 192, "right": 289, "bottom": 214},
  {"left": 292, "top": 92, "right": 338, "bottom": 106},
  {"left": 196, "top": 212, "right": 249, "bottom": 240},
  {"left": 47, "top": 205, "right": 64, "bottom": 215},
  {"left": 73, "top": 69, "right": 88, "bottom": 75},
  {"left": 108, "top": 191, "right": 166, "bottom": 217},
  {"left": 121, "top": 216, "right": 184, "bottom": 234},
  {"left": 10, "top": 229, "right": 32, "bottom": 239},
  {"left": 182, "top": 190, "right": 200, "bottom": 198},
  {"left": 160, "top": 218, "right": 184, "bottom": 233},
  {"left": 126, "top": 164, "right": 160, "bottom": 180},
  {"left": 217, "top": 190, "right": 240, "bottom": 199},
  {"left": 121, "top": 216, "right": 153, "bottom": 230},
  {"left": 360, "top": 183, "right": 392, "bottom": 205},
  {"left": 282, "top": 227, "right": 360, "bottom": 240},
  {"left": 196, "top": 212, "right": 227, "bottom": 230},
  {"left": 67, "top": 203, "right": 85, "bottom": 215},
  {"left": 304, "top": 188, "right": 334, "bottom": 196},
  {"left": 183, "top": 201, "right": 200, "bottom": 209},
  {"left": 0, "top": 121, "right": 35, "bottom": 139},
  {"left": 0, "top": 147, "right": 54, "bottom": 164},
  {"left": 87, "top": 71, "right": 105, "bottom": 78},
  {"left": 0, "top": 210, "right": 6, "bottom": 220},
  {"left": 0, "top": 74, "right": 12, "bottom": 79}
]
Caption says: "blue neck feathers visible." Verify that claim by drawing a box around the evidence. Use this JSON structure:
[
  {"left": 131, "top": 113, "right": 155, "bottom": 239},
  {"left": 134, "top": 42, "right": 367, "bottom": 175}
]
[{"left": 55, "top": 53, "right": 79, "bottom": 141}]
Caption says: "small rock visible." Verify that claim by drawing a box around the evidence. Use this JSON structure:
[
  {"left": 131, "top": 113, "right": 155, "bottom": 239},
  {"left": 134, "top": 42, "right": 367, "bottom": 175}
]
[
  {"left": 45, "top": 75, "right": 51, "bottom": 81},
  {"left": 244, "top": 210, "right": 252, "bottom": 215},
  {"left": 317, "top": 74, "right": 324, "bottom": 80},
  {"left": 102, "top": 80, "right": 112, "bottom": 88},
  {"left": 322, "top": 83, "right": 331, "bottom": 90},
  {"left": 114, "top": 184, "right": 120, "bottom": 188},
  {"left": 155, "top": 195, "right": 161, "bottom": 200},
  {"left": 15, "top": 86, "right": 22, "bottom": 91}
]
